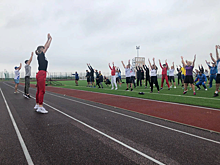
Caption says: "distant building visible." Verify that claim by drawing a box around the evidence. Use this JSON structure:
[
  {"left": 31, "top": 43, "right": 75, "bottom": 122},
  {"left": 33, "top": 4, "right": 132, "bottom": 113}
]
[{"left": 132, "top": 57, "right": 145, "bottom": 68}]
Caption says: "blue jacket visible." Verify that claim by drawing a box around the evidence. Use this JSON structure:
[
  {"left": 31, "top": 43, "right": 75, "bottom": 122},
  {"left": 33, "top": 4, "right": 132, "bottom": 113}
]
[
  {"left": 195, "top": 74, "right": 207, "bottom": 82},
  {"left": 208, "top": 65, "right": 217, "bottom": 75}
]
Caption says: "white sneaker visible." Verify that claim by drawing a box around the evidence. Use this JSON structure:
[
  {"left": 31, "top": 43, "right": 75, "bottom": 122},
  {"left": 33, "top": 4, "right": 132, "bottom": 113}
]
[
  {"left": 111, "top": 88, "right": 114, "bottom": 90},
  {"left": 34, "top": 104, "right": 39, "bottom": 110},
  {"left": 115, "top": 88, "right": 118, "bottom": 90},
  {"left": 174, "top": 86, "right": 176, "bottom": 89},
  {"left": 205, "top": 88, "right": 207, "bottom": 91},
  {"left": 36, "top": 107, "right": 48, "bottom": 114}
]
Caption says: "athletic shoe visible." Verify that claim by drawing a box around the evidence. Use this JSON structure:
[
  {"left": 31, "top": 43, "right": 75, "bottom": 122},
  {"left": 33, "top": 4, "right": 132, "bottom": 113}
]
[
  {"left": 193, "top": 92, "right": 196, "bottom": 95},
  {"left": 150, "top": 91, "right": 152, "bottom": 93},
  {"left": 183, "top": 91, "right": 187, "bottom": 94},
  {"left": 14, "top": 92, "right": 17, "bottom": 94},
  {"left": 205, "top": 88, "right": 207, "bottom": 91},
  {"left": 174, "top": 86, "right": 176, "bottom": 89},
  {"left": 131, "top": 88, "right": 133, "bottom": 91},
  {"left": 213, "top": 93, "right": 219, "bottom": 97},
  {"left": 160, "top": 87, "right": 163, "bottom": 90},
  {"left": 111, "top": 88, "right": 114, "bottom": 90},
  {"left": 36, "top": 107, "right": 48, "bottom": 114},
  {"left": 28, "top": 95, "right": 31, "bottom": 98},
  {"left": 115, "top": 88, "right": 118, "bottom": 90},
  {"left": 34, "top": 104, "right": 39, "bottom": 110},
  {"left": 168, "top": 88, "right": 170, "bottom": 90},
  {"left": 23, "top": 94, "right": 28, "bottom": 98},
  {"left": 125, "top": 88, "right": 129, "bottom": 91},
  {"left": 197, "top": 88, "right": 200, "bottom": 90},
  {"left": 158, "top": 91, "right": 160, "bottom": 93},
  {"left": 170, "top": 85, "right": 172, "bottom": 88},
  {"left": 145, "top": 86, "right": 147, "bottom": 88}
]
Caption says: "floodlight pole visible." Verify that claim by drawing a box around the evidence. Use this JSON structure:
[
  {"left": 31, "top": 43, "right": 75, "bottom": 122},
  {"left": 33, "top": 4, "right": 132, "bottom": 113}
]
[{"left": 136, "top": 46, "right": 140, "bottom": 57}]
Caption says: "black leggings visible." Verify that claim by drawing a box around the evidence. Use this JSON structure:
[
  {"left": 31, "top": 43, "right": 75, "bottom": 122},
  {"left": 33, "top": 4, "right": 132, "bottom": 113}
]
[
  {"left": 145, "top": 77, "right": 150, "bottom": 87},
  {"left": 150, "top": 76, "right": 159, "bottom": 92},
  {"left": 177, "top": 76, "right": 182, "bottom": 85}
]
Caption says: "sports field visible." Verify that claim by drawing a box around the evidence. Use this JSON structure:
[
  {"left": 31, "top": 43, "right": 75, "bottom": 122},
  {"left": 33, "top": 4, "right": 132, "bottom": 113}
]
[{"left": 30, "top": 78, "right": 220, "bottom": 109}]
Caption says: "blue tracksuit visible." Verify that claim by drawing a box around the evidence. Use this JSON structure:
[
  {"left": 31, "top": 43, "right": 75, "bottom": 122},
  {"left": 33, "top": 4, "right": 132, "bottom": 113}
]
[
  {"left": 195, "top": 74, "right": 207, "bottom": 89},
  {"left": 208, "top": 64, "right": 217, "bottom": 88}
]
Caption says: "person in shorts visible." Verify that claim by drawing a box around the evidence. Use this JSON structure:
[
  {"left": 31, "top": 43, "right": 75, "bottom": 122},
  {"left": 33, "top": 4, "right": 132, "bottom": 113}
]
[
  {"left": 121, "top": 60, "right": 133, "bottom": 91},
  {"left": 181, "top": 55, "right": 196, "bottom": 95},
  {"left": 14, "top": 63, "right": 22, "bottom": 93}
]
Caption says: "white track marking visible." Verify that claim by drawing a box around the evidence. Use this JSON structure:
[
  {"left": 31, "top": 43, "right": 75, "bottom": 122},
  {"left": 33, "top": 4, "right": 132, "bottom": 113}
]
[
  {"left": 4, "top": 82, "right": 220, "bottom": 145},
  {"left": 4, "top": 82, "right": 220, "bottom": 144},
  {"left": 43, "top": 103, "right": 165, "bottom": 165},
  {"left": 44, "top": 85, "right": 220, "bottom": 111},
  {"left": 0, "top": 88, "right": 34, "bottom": 165},
  {"left": 3, "top": 83, "right": 165, "bottom": 164},
  {"left": 46, "top": 92, "right": 220, "bottom": 144}
]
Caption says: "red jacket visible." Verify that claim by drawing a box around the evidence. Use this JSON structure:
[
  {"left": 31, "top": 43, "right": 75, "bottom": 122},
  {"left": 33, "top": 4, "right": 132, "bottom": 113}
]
[
  {"left": 109, "top": 65, "right": 115, "bottom": 76},
  {"left": 160, "top": 62, "right": 168, "bottom": 75}
]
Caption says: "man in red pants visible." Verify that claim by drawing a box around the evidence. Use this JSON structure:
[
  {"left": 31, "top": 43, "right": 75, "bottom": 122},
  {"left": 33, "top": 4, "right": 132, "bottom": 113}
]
[{"left": 159, "top": 59, "right": 170, "bottom": 90}]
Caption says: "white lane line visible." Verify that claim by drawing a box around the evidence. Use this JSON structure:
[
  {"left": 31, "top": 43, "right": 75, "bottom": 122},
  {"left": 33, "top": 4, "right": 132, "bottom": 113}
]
[
  {"left": 46, "top": 92, "right": 220, "bottom": 145},
  {"left": 0, "top": 88, "right": 34, "bottom": 165},
  {"left": 44, "top": 102, "right": 165, "bottom": 165},
  {"left": 4, "top": 82, "right": 220, "bottom": 145},
  {"left": 4, "top": 82, "right": 220, "bottom": 111},
  {"left": 45, "top": 85, "right": 220, "bottom": 111},
  {"left": 3, "top": 83, "right": 165, "bottom": 165}
]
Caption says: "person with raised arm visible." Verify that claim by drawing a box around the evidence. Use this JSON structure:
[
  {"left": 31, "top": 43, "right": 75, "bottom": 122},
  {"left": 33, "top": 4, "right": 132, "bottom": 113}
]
[
  {"left": 109, "top": 62, "right": 117, "bottom": 90},
  {"left": 198, "top": 64, "right": 204, "bottom": 74},
  {"left": 136, "top": 65, "right": 142, "bottom": 86},
  {"left": 210, "top": 45, "right": 220, "bottom": 97},
  {"left": 169, "top": 62, "right": 176, "bottom": 88},
  {"left": 34, "top": 33, "right": 52, "bottom": 114},
  {"left": 23, "top": 52, "right": 33, "bottom": 98},
  {"left": 205, "top": 57, "right": 217, "bottom": 88},
  {"left": 148, "top": 58, "right": 160, "bottom": 93},
  {"left": 143, "top": 64, "right": 150, "bottom": 88},
  {"left": 176, "top": 65, "right": 182, "bottom": 86},
  {"left": 87, "top": 63, "right": 95, "bottom": 87},
  {"left": 121, "top": 60, "right": 133, "bottom": 91},
  {"left": 181, "top": 55, "right": 196, "bottom": 95},
  {"left": 159, "top": 59, "right": 170, "bottom": 90},
  {"left": 14, "top": 63, "right": 22, "bottom": 93}
]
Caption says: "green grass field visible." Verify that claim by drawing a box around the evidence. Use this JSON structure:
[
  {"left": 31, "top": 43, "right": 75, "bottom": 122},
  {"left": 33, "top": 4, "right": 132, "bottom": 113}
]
[{"left": 30, "top": 78, "right": 220, "bottom": 109}]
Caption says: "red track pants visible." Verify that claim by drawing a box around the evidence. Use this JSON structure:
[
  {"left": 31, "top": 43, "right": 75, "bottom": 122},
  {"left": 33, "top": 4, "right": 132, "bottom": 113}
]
[
  {"left": 161, "top": 75, "right": 170, "bottom": 88},
  {"left": 36, "top": 70, "right": 46, "bottom": 105}
]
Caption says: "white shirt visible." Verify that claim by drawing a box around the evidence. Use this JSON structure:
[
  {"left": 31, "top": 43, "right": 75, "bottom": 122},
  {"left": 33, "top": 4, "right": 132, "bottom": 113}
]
[
  {"left": 115, "top": 72, "right": 119, "bottom": 78},
  {"left": 217, "top": 60, "right": 220, "bottom": 74},
  {"left": 151, "top": 69, "right": 157, "bottom": 76},
  {"left": 130, "top": 67, "right": 136, "bottom": 77},
  {"left": 125, "top": 68, "right": 131, "bottom": 77},
  {"left": 169, "top": 69, "right": 174, "bottom": 76},
  {"left": 14, "top": 70, "right": 20, "bottom": 80}
]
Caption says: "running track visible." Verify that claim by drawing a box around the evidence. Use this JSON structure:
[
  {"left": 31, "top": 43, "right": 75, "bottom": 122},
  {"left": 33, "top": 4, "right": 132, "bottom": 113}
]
[{"left": 0, "top": 82, "right": 220, "bottom": 165}]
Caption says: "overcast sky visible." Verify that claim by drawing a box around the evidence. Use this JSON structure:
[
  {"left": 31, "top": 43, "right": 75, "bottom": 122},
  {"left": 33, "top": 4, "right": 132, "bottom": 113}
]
[{"left": 0, "top": 0, "right": 220, "bottom": 76}]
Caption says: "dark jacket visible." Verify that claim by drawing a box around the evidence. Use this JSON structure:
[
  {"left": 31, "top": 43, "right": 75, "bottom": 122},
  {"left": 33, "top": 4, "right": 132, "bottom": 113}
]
[
  {"left": 136, "top": 66, "right": 142, "bottom": 78},
  {"left": 97, "top": 74, "right": 103, "bottom": 82},
  {"left": 88, "top": 66, "right": 94, "bottom": 77}
]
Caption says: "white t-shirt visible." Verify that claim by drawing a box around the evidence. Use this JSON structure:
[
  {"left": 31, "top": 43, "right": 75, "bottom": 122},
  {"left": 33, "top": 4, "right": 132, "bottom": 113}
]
[
  {"left": 217, "top": 60, "right": 220, "bottom": 74},
  {"left": 169, "top": 69, "right": 174, "bottom": 76},
  {"left": 125, "top": 68, "right": 131, "bottom": 77},
  {"left": 151, "top": 69, "right": 157, "bottom": 76},
  {"left": 14, "top": 70, "right": 20, "bottom": 80},
  {"left": 115, "top": 72, "right": 119, "bottom": 78},
  {"left": 130, "top": 67, "right": 136, "bottom": 77}
]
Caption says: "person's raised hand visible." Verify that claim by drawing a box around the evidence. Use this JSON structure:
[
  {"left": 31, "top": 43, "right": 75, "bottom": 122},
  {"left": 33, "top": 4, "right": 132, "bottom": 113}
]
[
  {"left": 181, "top": 56, "right": 183, "bottom": 59},
  {"left": 194, "top": 54, "right": 196, "bottom": 59},
  {"left": 31, "top": 52, "right": 33, "bottom": 56},
  {"left": 210, "top": 53, "right": 212, "bottom": 57},
  {"left": 216, "top": 45, "right": 218, "bottom": 49}
]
